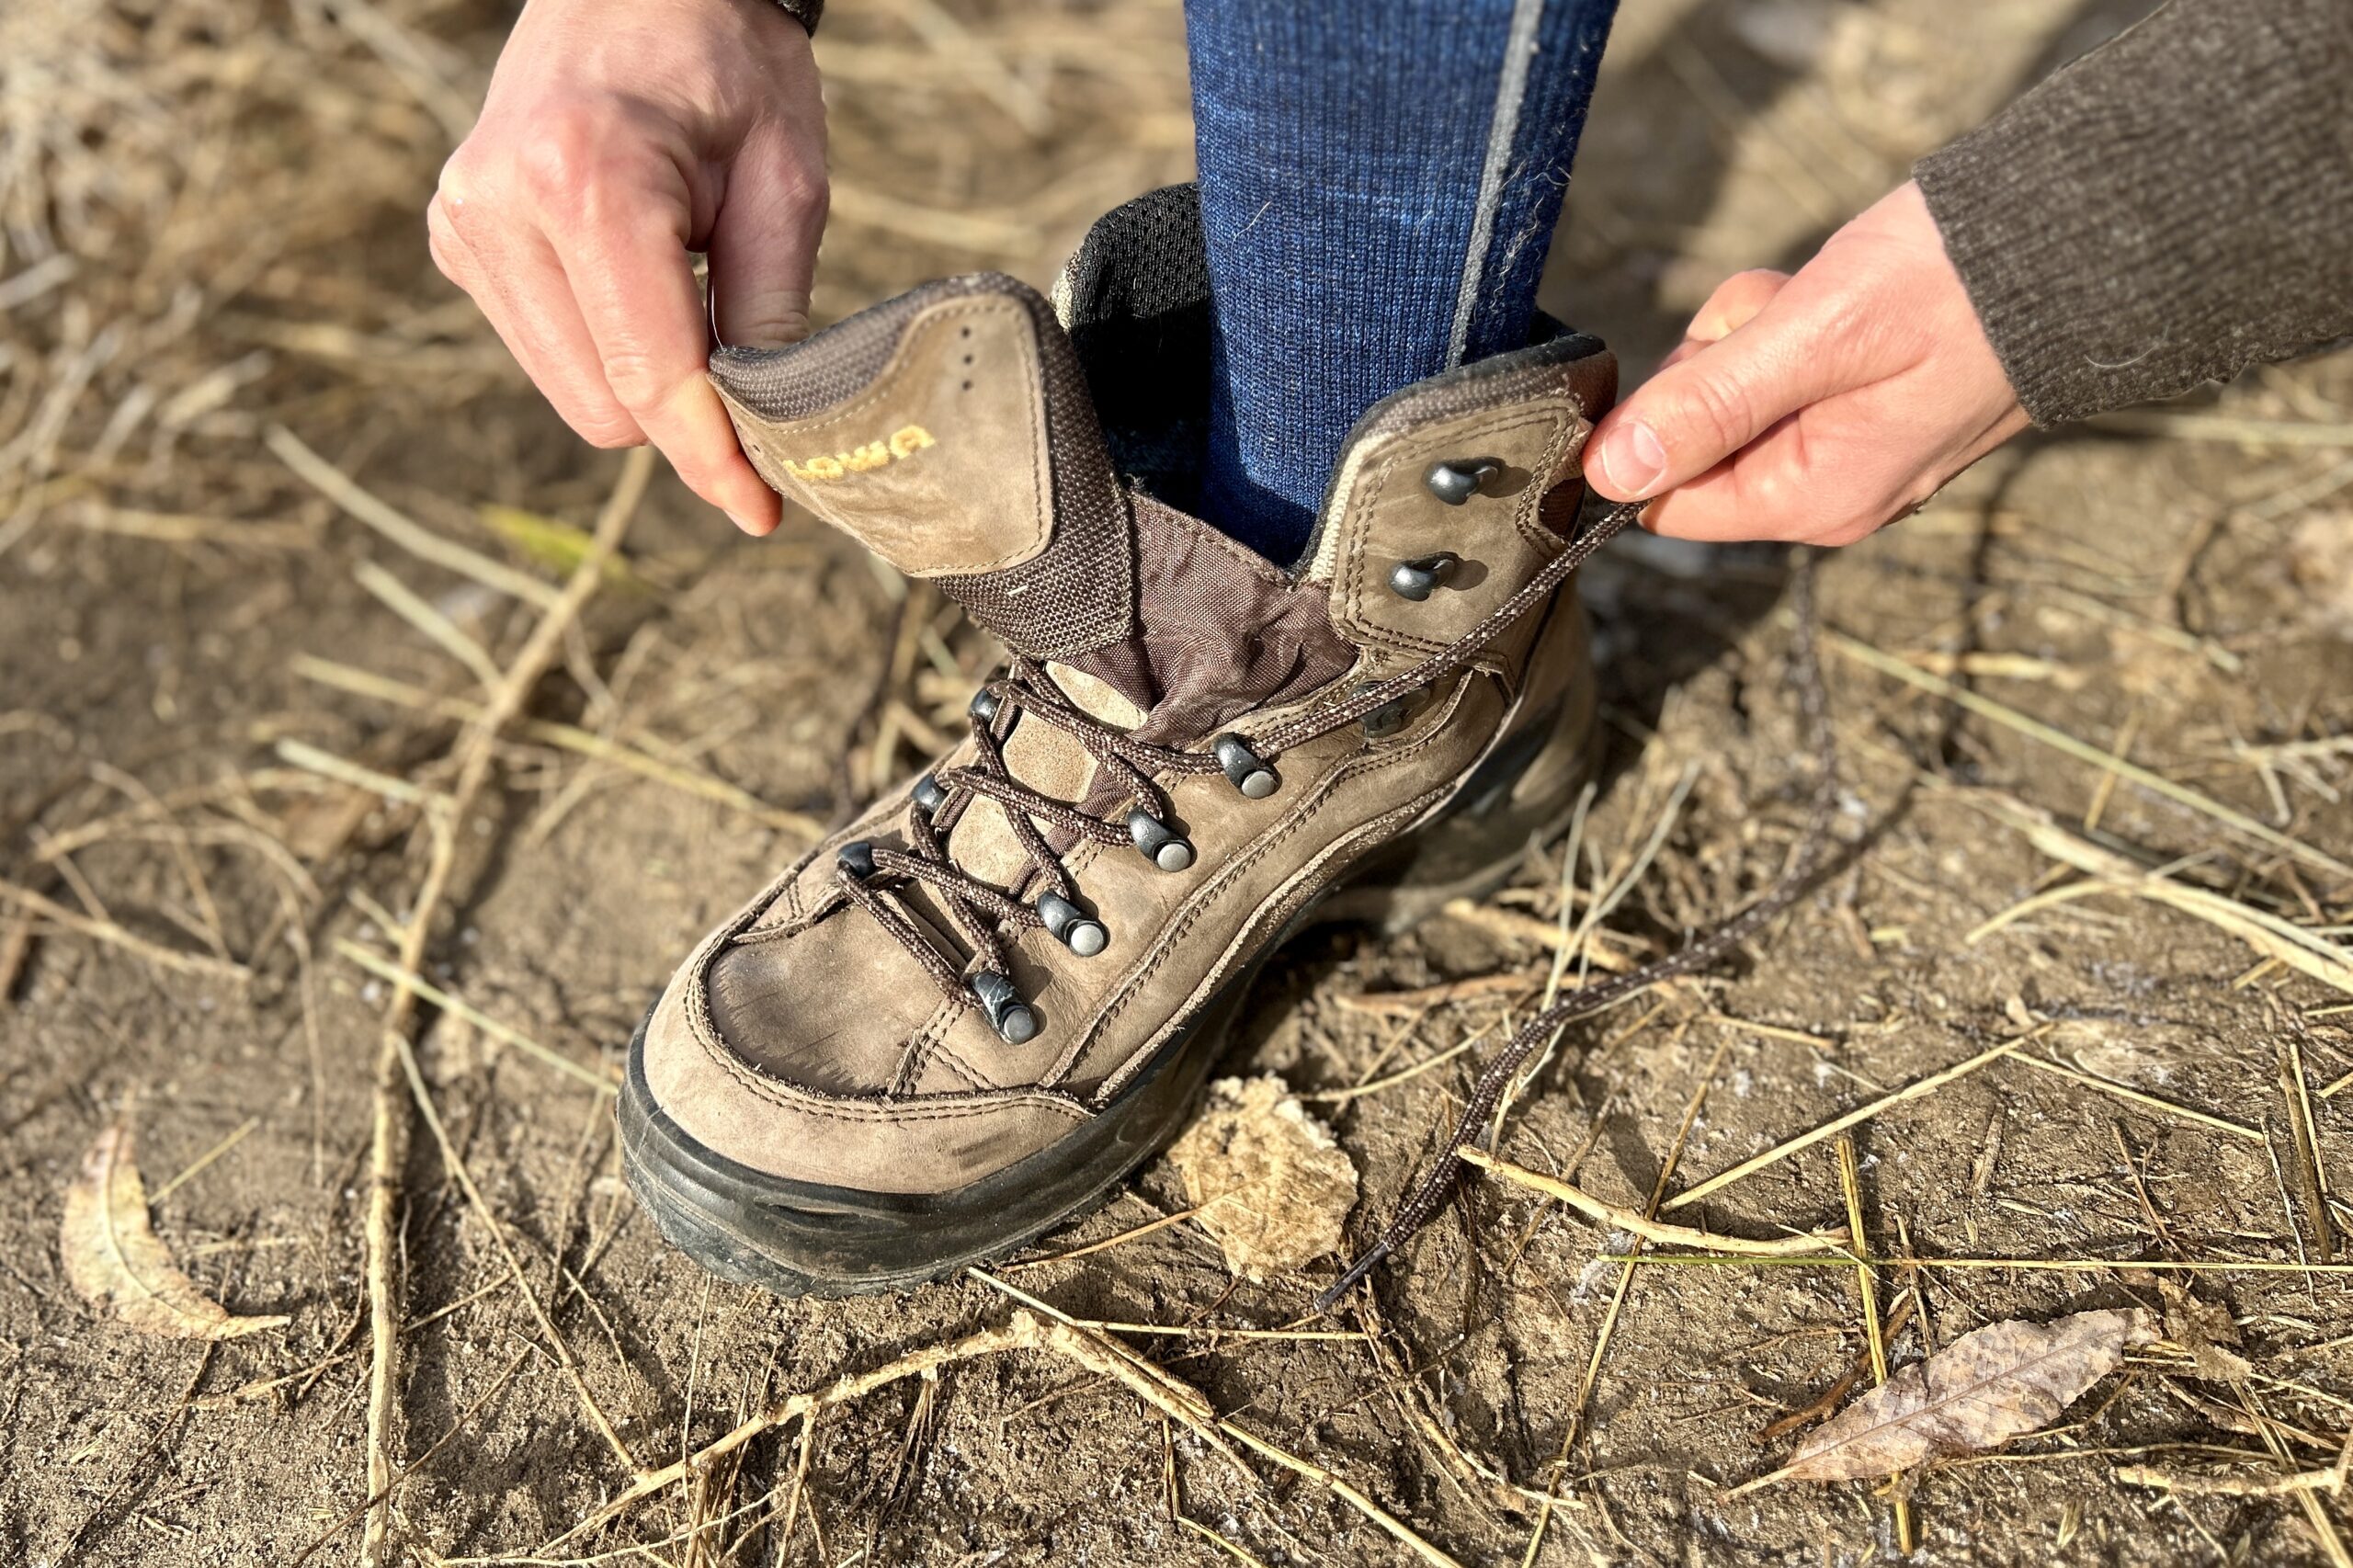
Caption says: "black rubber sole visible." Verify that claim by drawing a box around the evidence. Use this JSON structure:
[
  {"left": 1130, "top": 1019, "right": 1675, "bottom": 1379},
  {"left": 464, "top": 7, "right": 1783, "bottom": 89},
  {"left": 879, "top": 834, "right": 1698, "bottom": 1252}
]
[
  {"left": 620, "top": 923, "right": 1276, "bottom": 1298},
  {"left": 619, "top": 687, "right": 1597, "bottom": 1299}
]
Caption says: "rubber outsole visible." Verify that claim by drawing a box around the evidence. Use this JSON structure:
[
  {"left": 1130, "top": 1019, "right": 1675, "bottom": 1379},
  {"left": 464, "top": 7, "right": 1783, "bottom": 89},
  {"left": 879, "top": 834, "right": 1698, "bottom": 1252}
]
[
  {"left": 620, "top": 903, "right": 1311, "bottom": 1298},
  {"left": 619, "top": 685, "right": 1597, "bottom": 1299}
]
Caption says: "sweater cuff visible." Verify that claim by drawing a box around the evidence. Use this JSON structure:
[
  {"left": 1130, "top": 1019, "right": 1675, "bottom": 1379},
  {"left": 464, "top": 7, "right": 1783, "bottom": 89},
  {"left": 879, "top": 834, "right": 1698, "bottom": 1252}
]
[{"left": 1915, "top": 0, "right": 2353, "bottom": 428}]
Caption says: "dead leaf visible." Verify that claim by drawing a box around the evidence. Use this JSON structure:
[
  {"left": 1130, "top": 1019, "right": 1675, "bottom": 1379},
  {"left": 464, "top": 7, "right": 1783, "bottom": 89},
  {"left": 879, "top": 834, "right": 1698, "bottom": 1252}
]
[
  {"left": 1784, "top": 1308, "right": 2153, "bottom": 1481},
  {"left": 62, "top": 1120, "right": 289, "bottom": 1340},
  {"left": 1165, "top": 1076, "right": 1357, "bottom": 1281}
]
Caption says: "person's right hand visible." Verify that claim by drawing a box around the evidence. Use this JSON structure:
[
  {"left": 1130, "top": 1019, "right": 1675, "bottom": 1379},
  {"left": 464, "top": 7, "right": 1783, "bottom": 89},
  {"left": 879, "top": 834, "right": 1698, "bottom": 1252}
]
[
  {"left": 1586, "top": 182, "right": 2027, "bottom": 549},
  {"left": 429, "top": 0, "right": 826, "bottom": 536}
]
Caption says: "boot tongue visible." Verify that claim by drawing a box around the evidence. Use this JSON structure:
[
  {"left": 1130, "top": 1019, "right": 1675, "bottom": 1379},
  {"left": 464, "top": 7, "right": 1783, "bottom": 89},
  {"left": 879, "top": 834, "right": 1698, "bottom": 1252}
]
[
  {"left": 1055, "top": 494, "right": 1355, "bottom": 744},
  {"left": 710, "top": 274, "right": 1136, "bottom": 661}
]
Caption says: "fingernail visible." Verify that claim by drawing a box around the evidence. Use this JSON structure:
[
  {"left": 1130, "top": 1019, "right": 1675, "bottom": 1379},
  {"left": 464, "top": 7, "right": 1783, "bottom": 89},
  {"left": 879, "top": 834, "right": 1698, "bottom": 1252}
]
[
  {"left": 725, "top": 509, "right": 761, "bottom": 535},
  {"left": 1597, "top": 421, "right": 1668, "bottom": 498}
]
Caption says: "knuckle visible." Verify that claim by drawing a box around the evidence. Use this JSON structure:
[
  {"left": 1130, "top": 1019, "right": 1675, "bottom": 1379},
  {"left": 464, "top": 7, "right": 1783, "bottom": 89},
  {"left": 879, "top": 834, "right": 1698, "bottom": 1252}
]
[
  {"left": 572, "top": 410, "right": 645, "bottom": 449},
  {"left": 515, "top": 110, "right": 605, "bottom": 204},
  {"left": 425, "top": 195, "right": 466, "bottom": 253},
  {"left": 1674, "top": 372, "right": 1757, "bottom": 454},
  {"left": 434, "top": 149, "right": 500, "bottom": 221},
  {"left": 786, "top": 168, "right": 830, "bottom": 223},
  {"left": 426, "top": 226, "right": 463, "bottom": 283},
  {"left": 1716, "top": 267, "right": 1786, "bottom": 309},
  {"left": 598, "top": 349, "right": 677, "bottom": 416}
]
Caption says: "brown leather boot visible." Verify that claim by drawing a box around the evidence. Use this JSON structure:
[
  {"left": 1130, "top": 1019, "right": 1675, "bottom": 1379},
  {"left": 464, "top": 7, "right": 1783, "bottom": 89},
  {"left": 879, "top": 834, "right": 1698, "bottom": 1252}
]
[{"left": 620, "top": 187, "right": 1618, "bottom": 1295}]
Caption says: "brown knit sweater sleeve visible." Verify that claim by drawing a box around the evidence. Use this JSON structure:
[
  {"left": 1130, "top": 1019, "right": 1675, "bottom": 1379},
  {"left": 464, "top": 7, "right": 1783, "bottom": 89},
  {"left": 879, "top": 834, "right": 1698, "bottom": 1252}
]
[{"left": 1915, "top": 0, "right": 2353, "bottom": 428}]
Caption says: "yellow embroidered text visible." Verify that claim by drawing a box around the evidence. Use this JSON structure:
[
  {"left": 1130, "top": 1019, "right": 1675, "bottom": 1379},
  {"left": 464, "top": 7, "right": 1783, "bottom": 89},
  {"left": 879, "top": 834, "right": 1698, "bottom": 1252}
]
[{"left": 782, "top": 425, "right": 936, "bottom": 483}]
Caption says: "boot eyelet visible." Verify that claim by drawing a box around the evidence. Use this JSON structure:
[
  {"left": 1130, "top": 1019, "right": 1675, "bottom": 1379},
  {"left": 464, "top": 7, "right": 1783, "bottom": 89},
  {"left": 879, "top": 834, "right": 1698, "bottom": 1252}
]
[
  {"left": 836, "top": 839, "right": 878, "bottom": 880},
  {"left": 1425, "top": 458, "right": 1502, "bottom": 506},
  {"left": 1127, "top": 809, "right": 1195, "bottom": 872},
  {"left": 970, "top": 970, "right": 1039, "bottom": 1043},
  {"left": 969, "top": 687, "right": 1002, "bottom": 725},
  {"left": 1358, "top": 683, "right": 1429, "bottom": 740},
  {"left": 1388, "top": 552, "right": 1461, "bottom": 603},
  {"left": 1035, "top": 892, "right": 1108, "bottom": 957},
  {"left": 1211, "top": 733, "right": 1278, "bottom": 799},
  {"left": 911, "top": 773, "right": 947, "bottom": 816}
]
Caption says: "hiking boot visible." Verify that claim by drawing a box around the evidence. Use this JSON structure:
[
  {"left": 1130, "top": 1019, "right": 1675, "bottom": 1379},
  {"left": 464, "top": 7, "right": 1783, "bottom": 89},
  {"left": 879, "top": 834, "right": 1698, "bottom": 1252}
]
[{"left": 620, "top": 186, "right": 1619, "bottom": 1296}]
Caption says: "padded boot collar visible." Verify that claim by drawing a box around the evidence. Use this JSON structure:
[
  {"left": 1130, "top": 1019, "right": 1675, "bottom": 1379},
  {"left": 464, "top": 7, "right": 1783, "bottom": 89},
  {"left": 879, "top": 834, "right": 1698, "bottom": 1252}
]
[{"left": 710, "top": 275, "right": 1137, "bottom": 663}]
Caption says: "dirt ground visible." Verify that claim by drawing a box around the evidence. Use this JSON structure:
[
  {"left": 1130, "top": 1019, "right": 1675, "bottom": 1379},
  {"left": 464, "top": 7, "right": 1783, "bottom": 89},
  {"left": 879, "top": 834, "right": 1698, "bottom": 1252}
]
[{"left": 6, "top": 0, "right": 2353, "bottom": 1563}]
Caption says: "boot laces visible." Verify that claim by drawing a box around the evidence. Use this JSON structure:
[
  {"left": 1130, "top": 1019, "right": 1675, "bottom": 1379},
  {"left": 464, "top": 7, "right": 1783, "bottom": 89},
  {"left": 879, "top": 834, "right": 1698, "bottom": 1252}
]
[{"left": 829, "top": 502, "right": 1644, "bottom": 1040}]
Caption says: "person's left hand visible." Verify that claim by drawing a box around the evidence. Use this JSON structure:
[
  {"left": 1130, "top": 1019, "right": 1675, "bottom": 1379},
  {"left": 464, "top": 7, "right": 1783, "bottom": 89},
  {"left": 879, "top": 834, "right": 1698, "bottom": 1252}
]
[
  {"left": 1584, "top": 181, "right": 2030, "bottom": 546},
  {"left": 427, "top": 0, "right": 828, "bottom": 537}
]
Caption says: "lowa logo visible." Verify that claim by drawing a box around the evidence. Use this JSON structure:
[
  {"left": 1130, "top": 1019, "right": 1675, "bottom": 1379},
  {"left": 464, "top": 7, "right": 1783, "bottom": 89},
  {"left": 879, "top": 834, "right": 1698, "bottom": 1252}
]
[{"left": 782, "top": 425, "right": 935, "bottom": 483}]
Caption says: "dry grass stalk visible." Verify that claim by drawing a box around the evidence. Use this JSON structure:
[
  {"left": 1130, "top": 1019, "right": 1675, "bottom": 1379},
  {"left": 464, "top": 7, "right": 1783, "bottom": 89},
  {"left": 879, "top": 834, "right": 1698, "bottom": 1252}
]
[
  {"left": 335, "top": 938, "right": 614, "bottom": 1094},
  {"left": 273, "top": 738, "right": 449, "bottom": 813},
  {"left": 1522, "top": 1033, "right": 1726, "bottom": 1565},
  {"left": 2005, "top": 1052, "right": 2264, "bottom": 1144},
  {"left": 974, "top": 1268, "right": 1463, "bottom": 1566},
  {"left": 1831, "top": 631, "right": 2353, "bottom": 881},
  {"left": 2279, "top": 1036, "right": 2336, "bottom": 1262},
  {"left": 1836, "top": 1134, "right": 1915, "bottom": 1551},
  {"left": 569, "top": 1314, "right": 1164, "bottom": 1538},
  {"left": 1664, "top": 1033, "right": 2031, "bottom": 1212},
  {"left": 1436, "top": 899, "right": 1639, "bottom": 971},
  {"left": 0, "top": 874, "right": 248, "bottom": 983},
  {"left": 1304, "top": 1033, "right": 1489, "bottom": 1105},
  {"left": 2236, "top": 1382, "right": 2353, "bottom": 1567},
  {"left": 290, "top": 1349, "right": 532, "bottom": 1567},
  {"left": 265, "top": 424, "right": 558, "bottom": 608},
  {"left": 291, "top": 654, "right": 823, "bottom": 835},
  {"left": 1960, "top": 789, "right": 2353, "bottom": 999},
  {"left": 1703, "top": 1012, "right": 1836, "bottom": 1049},
  {"left": 352, "top": 557, "right": 505, "bottom": 691},
  {"left": 391, "top": 1031, "right": 637, "bottom": 1473},
  {"left": 1001, "top": 1200, "right": 1206, "bottom": 1269},
  {"left": 358, "top": 446, "right": 653, "bottom": 1564},
  {"left": 1461, "top": 1147, "right": 1847, "bottom": 1256},
  {"left": 148, "top": 1115, "right": 260, "bottom": 1204},
  {"left": 1178, "top": 1513, "right": 1276, "bottom": 1566},
  {"left": 1334, "top": 971, "right": 1541, "bottom": 1014},
  {"left": 2117, "top": 1463, "right": 2346, "bottom": 1497},
  {"left": 1608, "top": 1255, "right": 2353, "bottom": 1277}
]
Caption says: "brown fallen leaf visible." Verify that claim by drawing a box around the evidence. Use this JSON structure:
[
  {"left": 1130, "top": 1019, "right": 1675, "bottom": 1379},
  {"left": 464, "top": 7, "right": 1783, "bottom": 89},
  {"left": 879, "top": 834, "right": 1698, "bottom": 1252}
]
[
  {"left": 1782, "top": 1308, "right": 2153, "bottom": 1481},
  {"left": 62, "top": 1120, "right": 289, "bottom": 1340},
  {"left": 1165, "top": 1076, "right": 1357, "bottom": 1281}
]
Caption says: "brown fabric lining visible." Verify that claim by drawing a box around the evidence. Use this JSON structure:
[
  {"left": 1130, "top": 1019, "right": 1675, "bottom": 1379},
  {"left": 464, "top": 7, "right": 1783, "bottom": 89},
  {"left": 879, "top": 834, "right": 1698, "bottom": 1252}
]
[{"left": 1063, "top": 494, "right": 1354, "bottom": 744}]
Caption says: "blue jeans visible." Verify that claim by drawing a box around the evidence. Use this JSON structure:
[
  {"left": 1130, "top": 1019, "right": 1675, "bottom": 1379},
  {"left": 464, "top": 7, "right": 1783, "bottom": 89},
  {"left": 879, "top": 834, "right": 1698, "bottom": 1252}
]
[{"left": 1185, "top": 0, "right": 1619, "bottom": 562}]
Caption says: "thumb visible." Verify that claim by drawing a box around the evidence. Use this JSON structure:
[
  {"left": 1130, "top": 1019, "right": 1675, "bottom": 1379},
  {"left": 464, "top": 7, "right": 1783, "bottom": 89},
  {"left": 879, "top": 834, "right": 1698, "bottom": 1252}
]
[
  {"left": 1586, "top": 294, "right": 1848, "bottom": 503},
  {"left": 708, "top": 126, "right": 827, "bottom": 349}
]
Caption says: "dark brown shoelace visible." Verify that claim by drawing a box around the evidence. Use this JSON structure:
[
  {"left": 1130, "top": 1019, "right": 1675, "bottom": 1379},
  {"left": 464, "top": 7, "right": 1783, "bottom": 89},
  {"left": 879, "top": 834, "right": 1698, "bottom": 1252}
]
[{"left": 830, "top": 500, "right": 1650, "bottom": 1044}]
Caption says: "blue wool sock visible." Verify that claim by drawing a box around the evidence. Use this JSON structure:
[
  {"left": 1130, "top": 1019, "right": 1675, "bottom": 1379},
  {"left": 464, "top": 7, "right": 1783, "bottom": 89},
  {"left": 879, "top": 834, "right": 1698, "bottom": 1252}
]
[{"left": 1182, "top": 0, "right": 1618, "bottom": 562}]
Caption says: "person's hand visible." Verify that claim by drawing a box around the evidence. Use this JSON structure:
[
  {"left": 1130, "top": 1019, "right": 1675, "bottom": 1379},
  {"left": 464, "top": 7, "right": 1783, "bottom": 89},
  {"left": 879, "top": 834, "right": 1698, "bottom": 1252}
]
[
  {"left": 429, "top": 0, "right": 825, "bottom": 536},
  {"left": 1586, "top": 181, "right": 2029, "bottom": 547}
]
